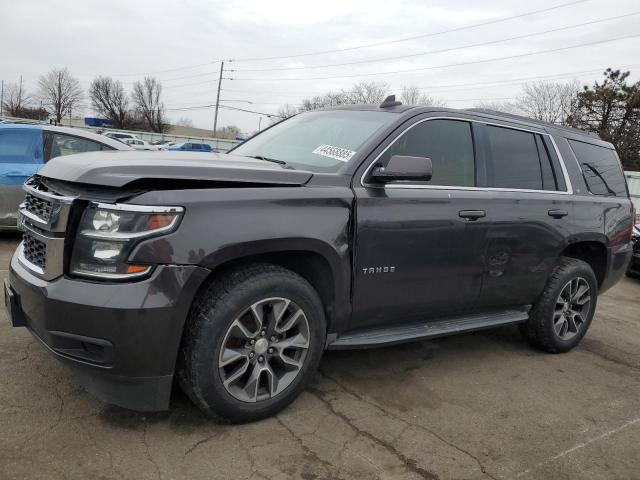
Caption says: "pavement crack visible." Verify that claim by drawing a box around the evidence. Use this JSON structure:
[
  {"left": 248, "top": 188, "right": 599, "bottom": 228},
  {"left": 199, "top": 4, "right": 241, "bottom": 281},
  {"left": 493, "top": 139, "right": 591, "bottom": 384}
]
[
  {"left": 319, "top": 370, "right": 498, "bottom": 480},
  {"left": 49, "top": 378, "right": 65, "bottom": 432},
  {"left": 274, "top": 415, "right": 338, "bottom": 477},
  {"left": 142, "top": 422, "right": 162, "bottom": 480},
  {"left": 308, "top": 386, "right": 440, "bottom": 480},
  {"left": 183, "top": 433, "right": 219, "bottom": 458},
  {"left": 579, "top": 340, "right": 640, "bottom": 372}
]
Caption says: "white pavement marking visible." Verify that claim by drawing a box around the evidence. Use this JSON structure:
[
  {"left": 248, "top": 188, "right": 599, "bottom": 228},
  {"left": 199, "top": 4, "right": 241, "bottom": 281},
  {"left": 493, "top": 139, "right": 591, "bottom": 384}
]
[{"left": 516, "top": 417, "right": 640, "bottom": 477}]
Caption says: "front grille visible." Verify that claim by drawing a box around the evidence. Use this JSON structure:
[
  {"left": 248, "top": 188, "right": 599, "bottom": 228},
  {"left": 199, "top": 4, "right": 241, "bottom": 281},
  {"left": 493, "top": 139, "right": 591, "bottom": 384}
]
[
  {"left": 18, "top": 176, "right": 75, "bottom": 280},
  {"left": 24, "top": 193, "right": 54, "bottom": 222},
  {"left": 23, "top": 233, "right": 47, "bottom": 270}
]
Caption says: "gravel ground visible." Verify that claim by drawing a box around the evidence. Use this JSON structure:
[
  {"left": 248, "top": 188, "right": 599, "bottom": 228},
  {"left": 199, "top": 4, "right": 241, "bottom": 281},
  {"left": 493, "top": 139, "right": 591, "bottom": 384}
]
[{"left": 1, "top": 233, "right": 639, "bottom": 480}]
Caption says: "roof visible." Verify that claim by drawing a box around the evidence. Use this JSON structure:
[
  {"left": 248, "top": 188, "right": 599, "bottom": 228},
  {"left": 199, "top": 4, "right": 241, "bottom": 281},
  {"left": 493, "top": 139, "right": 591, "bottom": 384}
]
[
  {"left": 0, "top": 123, "right": 132, "bottom": 150},
  {"left": 322, "top": 103, "right": 601, "bottom": 141}
]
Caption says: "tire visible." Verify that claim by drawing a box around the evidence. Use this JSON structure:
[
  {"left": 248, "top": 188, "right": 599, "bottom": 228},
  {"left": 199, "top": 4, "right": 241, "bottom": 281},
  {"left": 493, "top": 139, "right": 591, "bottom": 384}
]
[
  {"left": 178, "top": 263, "right": 326, "bottom": 423},
  {"left": 520, "top": 257, "right": 598, "bottom": 353}
]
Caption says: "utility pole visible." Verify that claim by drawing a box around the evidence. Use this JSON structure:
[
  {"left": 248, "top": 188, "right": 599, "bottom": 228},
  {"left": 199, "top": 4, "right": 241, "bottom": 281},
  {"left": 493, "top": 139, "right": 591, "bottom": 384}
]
[
  {"left": 0, "top": 80, "right": 4, "bottom": 116},
  {"left": 213, "top": 61, "right": 224, "bottom": 137}
]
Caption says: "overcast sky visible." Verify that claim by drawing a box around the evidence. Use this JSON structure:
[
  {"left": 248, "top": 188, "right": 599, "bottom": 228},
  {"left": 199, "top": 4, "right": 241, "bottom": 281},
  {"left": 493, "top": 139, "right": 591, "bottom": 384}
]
[{"left": 2, "top": 0, "right": 639, "bottom": 134}]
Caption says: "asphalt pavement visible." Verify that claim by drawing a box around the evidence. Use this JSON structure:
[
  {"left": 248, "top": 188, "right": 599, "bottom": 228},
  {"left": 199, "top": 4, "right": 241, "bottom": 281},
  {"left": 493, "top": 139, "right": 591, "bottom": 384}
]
[{"left": 1, "top": 233, "right": 639, "bottom": 480}]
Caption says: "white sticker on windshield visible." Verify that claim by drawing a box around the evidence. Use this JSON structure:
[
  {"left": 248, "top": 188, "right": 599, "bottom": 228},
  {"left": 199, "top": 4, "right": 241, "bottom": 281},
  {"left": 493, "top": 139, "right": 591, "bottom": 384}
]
[{"left": 312, "top": 144, "right": 356, "bottom": 162}]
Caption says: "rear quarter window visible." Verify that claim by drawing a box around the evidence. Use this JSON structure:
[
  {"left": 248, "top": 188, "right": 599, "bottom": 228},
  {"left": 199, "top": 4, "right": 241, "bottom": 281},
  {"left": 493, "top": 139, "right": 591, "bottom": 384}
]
[{"left": 568, "top": 139, "right": 627, "bottom": 196}]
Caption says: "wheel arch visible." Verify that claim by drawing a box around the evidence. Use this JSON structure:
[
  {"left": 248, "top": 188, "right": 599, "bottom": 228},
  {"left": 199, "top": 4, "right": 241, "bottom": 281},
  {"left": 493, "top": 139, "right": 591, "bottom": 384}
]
[
  {"left": 196, "top": 238, "right": 351, "bottom": 333},
  {"left": 560, "top": 239, "right": 608, "bottom": 288}
]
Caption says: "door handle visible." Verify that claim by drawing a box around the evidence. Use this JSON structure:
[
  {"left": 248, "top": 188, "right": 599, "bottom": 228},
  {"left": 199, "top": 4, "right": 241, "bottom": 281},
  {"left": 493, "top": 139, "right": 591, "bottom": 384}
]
[
  {"left": 548, "top": 209, "right": 569, "bottom": 218},
  {"left": 4, "top": 171, "right": 28, "bottom": 177},
  {"left": 459, "top": 210, "right": 486, "bottom": 220}
]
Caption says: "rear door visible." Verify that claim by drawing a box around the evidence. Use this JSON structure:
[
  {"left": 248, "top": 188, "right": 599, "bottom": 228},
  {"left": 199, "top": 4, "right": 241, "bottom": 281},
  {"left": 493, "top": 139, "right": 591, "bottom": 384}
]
[
  {"left": 0, "top": 127, "right": 43, "bottom": 228},
  {"left": 473, "top": 122, "right": 573, "bottom": 307},
  {"left": 351, "top": 115, "right": 488, "bottom": 329}
]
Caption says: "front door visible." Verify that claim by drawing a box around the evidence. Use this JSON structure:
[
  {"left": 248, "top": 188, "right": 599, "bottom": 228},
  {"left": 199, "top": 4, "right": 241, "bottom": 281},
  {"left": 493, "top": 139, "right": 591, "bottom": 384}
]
[{"left": 351, "top": 117, "right": 486, "bottom": 329}]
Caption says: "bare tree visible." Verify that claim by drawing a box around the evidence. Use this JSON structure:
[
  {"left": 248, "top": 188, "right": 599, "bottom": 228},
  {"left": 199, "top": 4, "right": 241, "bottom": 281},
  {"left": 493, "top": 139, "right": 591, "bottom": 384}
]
[
  {"left": 176, "top": 117, "right": 194, "bottom": 128},
  {"left": 473, "top": 100, "right": 521, "bottom": 115},
  {"left": 2, "top": 80, "right": 30, "bottom": 117},
  {"left": 218, "top": 125, "right": 241, "bottom": 139},
  {"left": 299, "top": 92, "right": 348, "bottom": 112},
  {"left": 132, "top": 77, "right": 167, "bottom": 133},
  {"left": 37, "top": 68, "right": 83, "bottom": 123},
  {"left": 516, "top": 80, "right": 579, "bottom": 125},
  {"left": 297, "top": 81, "right": 390, "bottom": 113},
  {"left": 89, "top": 76, "right": 131, "bottom": 129},
  {"left": 400, "top": 85, "right": 446, "bottom": 106},
  {"left": 277, "top": 104, "right": 299, "bottom": 119},
  {"left": 343, "top": 81, "right": 389, "bottom": 104}
]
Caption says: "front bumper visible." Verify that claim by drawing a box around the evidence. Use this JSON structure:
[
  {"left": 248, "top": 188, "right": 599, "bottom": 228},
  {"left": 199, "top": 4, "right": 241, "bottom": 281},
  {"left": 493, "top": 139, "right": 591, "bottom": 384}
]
[{"left": 7, "top": 248, "right": 209, "bottom": 411}]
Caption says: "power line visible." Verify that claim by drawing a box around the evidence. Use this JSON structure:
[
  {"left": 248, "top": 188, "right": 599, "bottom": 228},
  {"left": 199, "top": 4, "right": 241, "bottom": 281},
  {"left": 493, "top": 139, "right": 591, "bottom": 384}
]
[
  {"left": 415, "top": 64, "right": 640, "bottom": 92},
  {"left": 166, "top": 103, "right": 284, "bottom": 118},
  {"left": 230, "top": 0, "right": 588, "bottom": 62},
  {"left": 158, "top": 62, "right": 640, "bottom": 103},
  {"left": 108, "top": 61, "right": 220, "bottom": 77},
  {"left": 65, "top": 0, "right": 587, "bottom": 82},
  {"left": 233, "top": 12, "right": 640, "bottom": 72},
  {"left": 230, "top": 33, "right": 640, "bottom": 81},
  {"left": 166, "top": 100, "right": 304, "bottom": 108}
]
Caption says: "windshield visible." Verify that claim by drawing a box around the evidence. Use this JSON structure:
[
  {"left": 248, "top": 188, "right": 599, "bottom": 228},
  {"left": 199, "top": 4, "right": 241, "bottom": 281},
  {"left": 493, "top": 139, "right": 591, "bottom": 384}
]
[{"left": 232, "top": 110, "right": 398, "bottom": 172}]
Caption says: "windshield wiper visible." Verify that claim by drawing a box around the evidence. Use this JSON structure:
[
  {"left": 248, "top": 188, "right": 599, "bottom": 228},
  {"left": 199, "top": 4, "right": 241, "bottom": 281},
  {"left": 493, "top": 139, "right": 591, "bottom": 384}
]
[{"left": 247, "top": 155, "right": 291, "bottom": 168}]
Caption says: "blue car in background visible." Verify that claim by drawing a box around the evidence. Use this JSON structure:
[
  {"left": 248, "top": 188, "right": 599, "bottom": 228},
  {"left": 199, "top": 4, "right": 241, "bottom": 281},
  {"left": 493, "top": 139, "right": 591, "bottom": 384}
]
[
  {"left": 0, "top": 124, "right": 130, "bottom": 230},
  {"left": 168, "top": 142, "right": 215, "bottom": 152}
]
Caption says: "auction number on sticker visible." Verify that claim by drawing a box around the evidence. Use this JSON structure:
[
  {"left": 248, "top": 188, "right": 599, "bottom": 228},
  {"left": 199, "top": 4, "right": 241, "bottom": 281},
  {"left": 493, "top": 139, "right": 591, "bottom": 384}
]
[{"left": 312, "top": 144, "right": 356, "bottom": 162}]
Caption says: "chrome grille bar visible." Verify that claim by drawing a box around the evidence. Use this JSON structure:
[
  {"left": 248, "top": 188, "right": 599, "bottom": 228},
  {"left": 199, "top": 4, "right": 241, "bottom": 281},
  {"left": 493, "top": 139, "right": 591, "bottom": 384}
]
[{"left": 17, "top": 177, "right": 76, "bottom": 281}]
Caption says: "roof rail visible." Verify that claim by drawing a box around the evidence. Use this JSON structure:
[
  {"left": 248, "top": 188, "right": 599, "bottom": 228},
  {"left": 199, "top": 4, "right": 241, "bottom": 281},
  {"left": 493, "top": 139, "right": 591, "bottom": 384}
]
[{"left": 465, "top": 108, "right": 599, "bottom": 138}]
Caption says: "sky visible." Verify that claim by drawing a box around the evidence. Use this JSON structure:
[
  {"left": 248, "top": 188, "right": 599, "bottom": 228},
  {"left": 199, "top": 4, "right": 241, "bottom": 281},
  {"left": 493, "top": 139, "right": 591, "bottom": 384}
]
[{"left": 1, "top": 0, "right": 639, "bottom": 135}]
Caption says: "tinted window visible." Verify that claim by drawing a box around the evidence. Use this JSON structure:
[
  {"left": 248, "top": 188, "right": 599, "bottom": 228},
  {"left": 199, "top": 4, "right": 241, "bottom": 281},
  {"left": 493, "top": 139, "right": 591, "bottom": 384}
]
[
  {"left": 568, "top": 139, "right": 626, "bottom": 196},
  {"left": 0, "top": 129, "right": 42, "bottom": 164},
  {"left": 379, "top": 119, "right": 475, "bottom": 186},
  {"left": 46, "top": 133, "right": 107, "bottom": 161},
  {"left": 486, "top": 126, "right": 548, "bottom": 190}
]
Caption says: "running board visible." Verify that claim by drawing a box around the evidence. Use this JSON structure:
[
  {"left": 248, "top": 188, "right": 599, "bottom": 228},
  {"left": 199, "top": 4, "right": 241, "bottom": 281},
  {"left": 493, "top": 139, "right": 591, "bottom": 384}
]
[{"left": 327, "top": 308, "right": 530, "bottom": 350}]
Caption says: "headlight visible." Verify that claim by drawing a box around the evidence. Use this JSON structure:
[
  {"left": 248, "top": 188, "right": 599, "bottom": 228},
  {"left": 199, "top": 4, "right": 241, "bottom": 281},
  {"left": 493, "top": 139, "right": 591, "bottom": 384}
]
[{"left": 71, "top": 203, "right": 184, "bottom": 280}]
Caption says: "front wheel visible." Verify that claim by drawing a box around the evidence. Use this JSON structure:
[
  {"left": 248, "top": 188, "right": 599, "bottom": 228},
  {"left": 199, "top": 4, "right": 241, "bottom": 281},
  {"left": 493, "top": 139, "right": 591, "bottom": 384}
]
[
  {"left": 521, "top": 257, "right": 597, "bottom": 353},
  {"left": 178, "top": 264, "right": 326, "bottom": 423}
]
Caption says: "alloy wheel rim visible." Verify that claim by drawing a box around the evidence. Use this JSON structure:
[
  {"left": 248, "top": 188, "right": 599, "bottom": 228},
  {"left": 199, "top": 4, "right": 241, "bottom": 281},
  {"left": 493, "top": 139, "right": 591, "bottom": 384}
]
[
  {"left": 218, "top": 297, "right": 310, "bottom": 403},
  {"left": 553, "top": 277, "right": 591, "bottom": 340}
]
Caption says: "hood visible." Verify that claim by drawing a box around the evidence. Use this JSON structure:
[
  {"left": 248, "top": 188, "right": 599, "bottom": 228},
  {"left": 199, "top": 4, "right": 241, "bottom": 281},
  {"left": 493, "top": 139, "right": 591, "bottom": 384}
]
[{"left": 38, "top": 151, "right": 314, "bottom": 188}]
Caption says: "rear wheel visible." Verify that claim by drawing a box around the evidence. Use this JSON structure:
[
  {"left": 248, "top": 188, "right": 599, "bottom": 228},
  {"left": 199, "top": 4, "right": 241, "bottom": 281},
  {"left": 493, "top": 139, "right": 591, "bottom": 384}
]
[
  {"left": 178, "top": 264, "right": 326, "bottom": 423},
  {"left": 521, "top": 257, "right": 597, "bottom": 353}
]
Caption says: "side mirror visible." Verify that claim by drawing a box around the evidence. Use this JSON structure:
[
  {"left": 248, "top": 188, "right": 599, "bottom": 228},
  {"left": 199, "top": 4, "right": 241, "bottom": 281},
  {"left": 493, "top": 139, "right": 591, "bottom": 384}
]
[{"left": 371, "top": 155, "right": 433, "bottom": 183}]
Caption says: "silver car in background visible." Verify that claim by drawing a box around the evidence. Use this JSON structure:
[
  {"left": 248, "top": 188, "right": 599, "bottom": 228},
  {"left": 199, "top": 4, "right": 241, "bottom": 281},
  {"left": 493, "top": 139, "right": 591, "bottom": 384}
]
[{"left": 0, "top": 124, "right": 131, "bottom": 231}]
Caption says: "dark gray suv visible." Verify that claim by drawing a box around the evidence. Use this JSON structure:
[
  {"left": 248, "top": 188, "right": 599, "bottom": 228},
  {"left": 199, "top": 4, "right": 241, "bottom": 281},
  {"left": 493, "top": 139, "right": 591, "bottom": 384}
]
[{"left": 4, "top": 100, "right": 635, "bottom": 422}]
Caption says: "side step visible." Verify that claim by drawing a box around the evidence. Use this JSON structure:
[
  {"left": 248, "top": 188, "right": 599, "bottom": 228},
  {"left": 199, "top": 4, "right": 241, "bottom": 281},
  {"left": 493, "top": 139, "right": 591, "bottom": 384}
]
[{"left": 327, "top": 308, "right": 530, "bottom": 350}]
